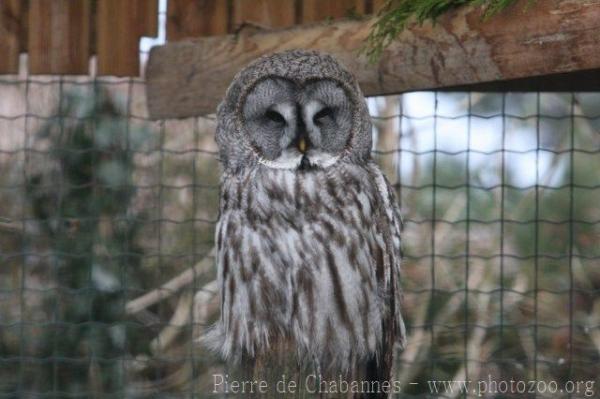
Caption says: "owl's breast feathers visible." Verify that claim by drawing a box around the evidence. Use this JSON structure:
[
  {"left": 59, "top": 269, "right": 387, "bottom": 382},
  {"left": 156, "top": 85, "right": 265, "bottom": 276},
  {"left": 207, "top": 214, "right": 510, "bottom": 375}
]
[{"left": 210, "top": 161, "right": 406, "bottom": 373}]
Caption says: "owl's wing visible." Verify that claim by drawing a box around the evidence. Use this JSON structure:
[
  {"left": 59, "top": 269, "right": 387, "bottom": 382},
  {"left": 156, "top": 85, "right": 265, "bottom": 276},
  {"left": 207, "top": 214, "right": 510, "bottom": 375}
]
[{"left": 369, "top": 163, "right": 407, "bottom": 350}]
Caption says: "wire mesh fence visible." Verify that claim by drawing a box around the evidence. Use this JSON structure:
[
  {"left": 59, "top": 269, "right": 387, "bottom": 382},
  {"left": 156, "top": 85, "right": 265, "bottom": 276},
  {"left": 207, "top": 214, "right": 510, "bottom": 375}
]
[{"left": 0, "top": 73, "right": 599, "bottom": 398}]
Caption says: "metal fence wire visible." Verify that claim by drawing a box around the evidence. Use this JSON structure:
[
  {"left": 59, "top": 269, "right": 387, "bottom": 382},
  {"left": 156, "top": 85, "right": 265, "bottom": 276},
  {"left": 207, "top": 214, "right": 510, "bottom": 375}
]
[{"left": 0, "top": 74, "right": 599, "bottom": 398}]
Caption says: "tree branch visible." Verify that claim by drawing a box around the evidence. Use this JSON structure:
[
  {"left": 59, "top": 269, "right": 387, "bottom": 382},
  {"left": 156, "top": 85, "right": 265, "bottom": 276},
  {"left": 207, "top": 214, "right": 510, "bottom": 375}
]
[{"left": 125, "top": 247, "right": 216, "bottom": 315}]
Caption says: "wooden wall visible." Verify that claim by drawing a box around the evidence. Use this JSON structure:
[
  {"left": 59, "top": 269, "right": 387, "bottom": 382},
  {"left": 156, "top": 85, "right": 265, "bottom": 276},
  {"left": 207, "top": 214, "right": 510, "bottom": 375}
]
[{"left": 0, "top": 0, "right": 386, "bottom": 77}]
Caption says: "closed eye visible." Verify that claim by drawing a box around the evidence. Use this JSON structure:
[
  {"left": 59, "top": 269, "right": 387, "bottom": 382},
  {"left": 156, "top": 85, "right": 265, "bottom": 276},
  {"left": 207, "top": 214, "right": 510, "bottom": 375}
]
[
  {"left": 313, "top": 107, "right": 334, "bottom": 125},
  {"left": 265, "top": 109, "right": 286, "bottom": 125}
]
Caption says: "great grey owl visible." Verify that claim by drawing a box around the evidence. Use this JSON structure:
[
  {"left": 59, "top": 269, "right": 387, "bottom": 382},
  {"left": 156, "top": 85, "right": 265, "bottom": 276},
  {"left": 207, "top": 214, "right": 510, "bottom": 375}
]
[{"left": 208, "top": 50, "right": 406, "bottom": 397}]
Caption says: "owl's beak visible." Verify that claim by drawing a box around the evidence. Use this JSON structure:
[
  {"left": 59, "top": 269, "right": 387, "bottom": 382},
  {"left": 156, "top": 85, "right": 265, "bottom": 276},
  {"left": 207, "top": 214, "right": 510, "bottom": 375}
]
[
  {"left": 296, "top": 135, "right": 311, "bottom": 170},
  {"left": 297, "top": 137, "right": 307, "bottom": 154}
]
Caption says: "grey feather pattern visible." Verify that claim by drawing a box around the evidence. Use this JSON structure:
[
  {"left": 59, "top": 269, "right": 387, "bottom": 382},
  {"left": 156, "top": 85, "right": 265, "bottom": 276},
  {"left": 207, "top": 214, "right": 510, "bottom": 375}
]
[
  {"left": 208, "top": 50, "right": 406, "bottom": 384},
  {"left": 209, "top": 161, "right": 405, "bottom": 369}
]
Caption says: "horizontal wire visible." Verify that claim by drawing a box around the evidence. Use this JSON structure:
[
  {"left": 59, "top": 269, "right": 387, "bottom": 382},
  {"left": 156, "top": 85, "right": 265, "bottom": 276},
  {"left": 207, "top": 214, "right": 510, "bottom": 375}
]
[
  {"left": 2, "top": 252, "right": 597, "bottom": 262},
  {"left": 1, "top": 182, "right": 598, "bottom": 191},
  {"left": 407, "top": 323, "right": 600, "bottom": 331},
  {"left": 394, "top": 183, "right": 599, "bottom": 190},
  {"left": 402, "top": 287, "right": 600, "bottom": 296},
  {"left": 0, "top": 354, "right": 210, "bottom": 364},
  {"left": 2, "top": 147, "right": 598, "bottom": 157},
  {"left": 0, "top": 216, "right": 218, "bottom": 225},
  {"left": 1, "top": 216, "right": 598, "bottom": 226},
  {"left": 0, "top": 352, "right": 597, "bottom": 365},
  {"left": 403, "top": 253, "right": 599, "bottom": 260},
  {"left": 0, "top": 283, "right": 216, "bottom": 293},
  {"left": 0, "top": 113, "right": 156, "bottom": 122},
  {"left": 1, "top": 286, "right": 597, "bottom": 298},
  {"left": 0, "top": 112, "right": 216, "bottom": 122},
  {"left": 371, "top": 112, "right": 600, "bottom": 121},
  {"left": 0, "top": 182, "right": 220, "bottom": 190},
  {"left": 1, "top": 252, "right": 216, "bottom": 261},
  {"left": 403, "top": 218, "right": 600, "bottom": 225},
  {"left": 372, "top": 148, "right": 600, "bottom": 156},
  {"left": 0, "top": 78, "right": 147, "bottom": 85},
  {"left": 0, "top": 320, "right": 213, "bottom": 329},
  {"left": 0, "top": 322, "right": 596, "bottom": 344},
  {"left": 0, "top": 147, "right": 219, "bottom": 156},
  {"left": 0, "top": 387, "right": 591, "bottom": 399},
  {"left": 2, "top": 112, "right": 600, "bottom": 123},
  {"left": 0, "top": 325, "right": 597, "bottom": 347},
  {"left": 397, "top": 356, "right": 599, "bottom": 366}
]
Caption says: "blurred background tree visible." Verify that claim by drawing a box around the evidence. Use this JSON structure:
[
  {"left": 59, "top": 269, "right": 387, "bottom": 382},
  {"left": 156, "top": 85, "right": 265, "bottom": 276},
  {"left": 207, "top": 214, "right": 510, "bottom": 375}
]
[{"left": 1, "top": 90, "right": 154, "bottom": 397}]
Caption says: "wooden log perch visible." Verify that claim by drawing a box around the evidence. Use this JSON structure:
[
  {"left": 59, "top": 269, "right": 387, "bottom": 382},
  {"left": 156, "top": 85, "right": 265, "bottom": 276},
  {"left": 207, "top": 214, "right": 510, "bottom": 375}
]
[{"left": 146, "top": 0, "right": 600, "bottom": 119}]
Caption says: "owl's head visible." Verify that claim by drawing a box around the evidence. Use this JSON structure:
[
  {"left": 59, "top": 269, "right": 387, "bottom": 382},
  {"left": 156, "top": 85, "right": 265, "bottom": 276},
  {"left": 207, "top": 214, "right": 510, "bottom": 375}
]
[{"left": 216, "top": 50, "right": 372, "bottom": 172}]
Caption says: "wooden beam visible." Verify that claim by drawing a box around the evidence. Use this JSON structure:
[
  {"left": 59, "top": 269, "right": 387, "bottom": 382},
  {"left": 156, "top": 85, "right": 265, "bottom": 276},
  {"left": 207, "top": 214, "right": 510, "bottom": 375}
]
[
  {"left": 167, "top": 0, "right": 230, "bottom": 40},
  {"left": 96, "top": 0, "right": 159, "bottom": 76},
  {"left": 28, "top": 0, "right": 91, "bottom": 75},
  {"left": 138, "top": 0, "right": 159, "bottom": 38},
  {"left": 372, "top": 0, "right": 387, "bottom": 13},
  {"left": 441, "top": 68, "right": 600, "bottom": 93},
  {"left": 232, "top": 0, "right": 296, "bottom": 30},
  {"left": 146, "top": 0, "right": 600, "bottom": 119},
  {"left": 301, "top": 0, "right": 366, "bottom": 23},
  {"left": 0, "top": 0, "right": 23, "bottom": 74},
  {"left": 96, "top": 0, "right": 140, "bottom": 76}
]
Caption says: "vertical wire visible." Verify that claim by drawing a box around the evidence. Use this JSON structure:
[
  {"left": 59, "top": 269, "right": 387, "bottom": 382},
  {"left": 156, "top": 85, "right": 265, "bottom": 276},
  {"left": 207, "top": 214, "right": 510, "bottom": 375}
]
[
  {"left": 189, "top": 117, "right": 201, "bottom": 397},
  {"left": 429, "top": 92, "right": 438, "bottom": 378},
  {"left": 121, "top": 78, "right": 135, "bottom": 396},
  {"left": 533, "top": 91, "right": 541, "bottom": 391},
  {"left": 397, "top": 95, "right": 403, "bottom": 209},
  {"left": 567, "top": 93, "right": 575, "bottom": 385},
  {"left": 396, "top": 95, "right": 404, "bottom": 378},
  {"left": 18, "top": 64, "right": 32, "bottom": 399},
  {"left": 499, "top": 92, "right": 506, "bottom": 372},
  {"left": 156, "top": 120, "right": 167, "bottom": 387},
  {"left": 464, "top": 92, "right": 472, "bottom": 390},
  {"left": 89, "top": 76, "right": 99, "bottom": 397},
  {"left": 52, "top": 76, "right": 66, "bottom": 399},
  {"left": 396, "top": 94, "right": 404, "bottom": 378}
]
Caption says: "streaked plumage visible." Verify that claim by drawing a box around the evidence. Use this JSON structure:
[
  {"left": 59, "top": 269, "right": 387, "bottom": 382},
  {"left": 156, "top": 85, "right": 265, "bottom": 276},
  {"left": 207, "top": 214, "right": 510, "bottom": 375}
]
[{"left": 207, "top": 50, "right": 405, "bottom": 397}]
